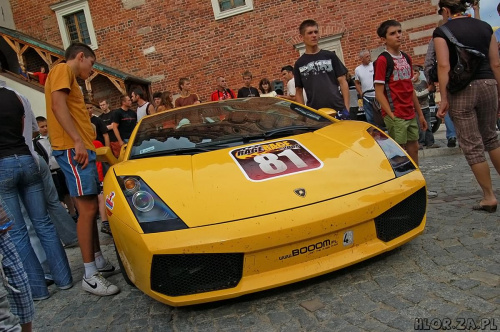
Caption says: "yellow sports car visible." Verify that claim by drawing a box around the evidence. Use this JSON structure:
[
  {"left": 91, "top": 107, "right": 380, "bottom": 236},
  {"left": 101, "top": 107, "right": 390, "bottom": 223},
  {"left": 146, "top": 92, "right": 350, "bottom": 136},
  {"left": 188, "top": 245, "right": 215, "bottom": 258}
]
[{"left": 100, "top": 97, "right": 427, "bottom": 307}]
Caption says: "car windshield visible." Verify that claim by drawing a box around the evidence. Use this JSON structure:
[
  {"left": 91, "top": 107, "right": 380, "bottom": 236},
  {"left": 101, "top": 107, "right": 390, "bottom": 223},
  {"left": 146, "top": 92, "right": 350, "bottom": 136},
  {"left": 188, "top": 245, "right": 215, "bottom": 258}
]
[{"left": 129, "top": 98, "right": 332, "bottom": 159}]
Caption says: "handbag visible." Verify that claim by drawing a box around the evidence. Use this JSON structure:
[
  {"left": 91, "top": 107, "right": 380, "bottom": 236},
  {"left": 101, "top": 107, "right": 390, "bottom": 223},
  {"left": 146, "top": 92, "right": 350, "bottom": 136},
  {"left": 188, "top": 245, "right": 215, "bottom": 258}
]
[{"left": 439, "top": 25, "right": 486, "bottom": 94}]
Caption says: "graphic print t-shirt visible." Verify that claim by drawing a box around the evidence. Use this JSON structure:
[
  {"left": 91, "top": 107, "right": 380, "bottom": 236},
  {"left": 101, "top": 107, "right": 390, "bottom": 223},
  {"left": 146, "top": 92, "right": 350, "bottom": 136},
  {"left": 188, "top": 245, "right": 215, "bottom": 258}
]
[
  {"left": 99, "top": 110, "right": 117, "bottom": 142},
  {"left": 237, "top": 87, "right": 260, "bottom": 98},
  {"left": 293, "top": 49, "right": 347, "bottom": 111},
  {"left": 210, "top": 89, "right": 236, "bottom": 101},
  {"left": 111, "top": 108, "right": 137, "bottom": 140},
  {"left": 373, "top": 52, "right": 415, "bottom": 120}
]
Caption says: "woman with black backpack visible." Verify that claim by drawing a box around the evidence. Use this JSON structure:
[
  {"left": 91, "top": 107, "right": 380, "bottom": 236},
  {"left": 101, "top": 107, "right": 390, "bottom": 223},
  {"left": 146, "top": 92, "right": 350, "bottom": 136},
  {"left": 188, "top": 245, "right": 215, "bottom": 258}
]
[{"left": 434, "top": 0, "right": 500, "bottom": 213}]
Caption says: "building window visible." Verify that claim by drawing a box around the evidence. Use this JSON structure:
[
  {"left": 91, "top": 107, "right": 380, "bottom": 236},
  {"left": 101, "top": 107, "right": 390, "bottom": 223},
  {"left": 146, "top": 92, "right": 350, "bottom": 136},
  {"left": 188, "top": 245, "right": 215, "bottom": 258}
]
[
  {"left": 51, "top": 0, "right": 98, "bottom": 50},
  {"left": 64, "top": 10, "right": 91, "bottom": 45},
  {"left": 211, "top": 0, "right": 253, "bottom": 20}
]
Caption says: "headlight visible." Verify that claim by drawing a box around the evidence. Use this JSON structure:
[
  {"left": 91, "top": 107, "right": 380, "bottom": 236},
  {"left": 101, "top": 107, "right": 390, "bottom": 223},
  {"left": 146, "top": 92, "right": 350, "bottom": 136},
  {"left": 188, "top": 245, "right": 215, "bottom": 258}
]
[
  {"left": 132, "top": 191, "right": 154, "bottom": 212},
  {"left": 367, "top": 127, "right": 416, "bottom": 177},
  {"left": 117, "top": 176, "right": 188, "bottom": 233}
]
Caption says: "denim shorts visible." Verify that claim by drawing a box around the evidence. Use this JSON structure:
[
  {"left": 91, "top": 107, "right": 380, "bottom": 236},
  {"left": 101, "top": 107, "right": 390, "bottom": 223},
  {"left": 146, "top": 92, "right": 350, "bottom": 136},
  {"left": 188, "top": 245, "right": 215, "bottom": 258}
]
[
  {"left": 53, "top": 149, "right": 99, "bottom": 197},
  {"left": 384, "top": 116, "right": 419, "bottom": 145}
]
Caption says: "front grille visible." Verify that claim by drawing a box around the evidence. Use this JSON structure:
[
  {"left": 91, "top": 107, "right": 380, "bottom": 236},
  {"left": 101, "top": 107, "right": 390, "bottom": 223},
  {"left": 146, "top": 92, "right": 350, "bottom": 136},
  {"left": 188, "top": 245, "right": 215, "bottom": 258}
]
[
  {"left": 374, "top": 187, "right": 426, "bottom": 242},
  {"left": 151, "top": 253, "right": 244, "bottom": 297}
]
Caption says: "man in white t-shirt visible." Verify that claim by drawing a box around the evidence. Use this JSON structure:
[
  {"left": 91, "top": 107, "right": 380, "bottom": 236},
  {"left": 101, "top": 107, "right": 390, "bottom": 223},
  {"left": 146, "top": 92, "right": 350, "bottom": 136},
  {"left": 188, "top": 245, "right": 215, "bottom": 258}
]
[
  {"left": 280, "top": 65, "right": 307, "bottom": 104},
  {"left": 354, "top": 50, "right": 376, "bottom": 125}
]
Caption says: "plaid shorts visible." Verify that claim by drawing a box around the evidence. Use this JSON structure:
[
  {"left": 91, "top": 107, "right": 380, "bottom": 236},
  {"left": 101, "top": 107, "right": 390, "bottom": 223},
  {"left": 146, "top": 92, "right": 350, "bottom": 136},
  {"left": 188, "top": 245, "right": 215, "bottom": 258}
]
[
  {"left": 0, "top": 233, "right": 34, "bottom": 324},
  {"left": 448, "top": 79, "right": 500, "bottom": 165}
]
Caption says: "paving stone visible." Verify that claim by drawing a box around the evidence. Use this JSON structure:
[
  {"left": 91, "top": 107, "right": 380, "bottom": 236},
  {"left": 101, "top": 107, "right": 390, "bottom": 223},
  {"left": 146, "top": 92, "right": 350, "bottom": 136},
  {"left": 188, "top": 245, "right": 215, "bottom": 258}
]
[
  {"left": 267, "top": 310, "right": 294, "bottom": 326},
  {"left": 468, "top": 271, "right": 500, "bottom": 287},
  {"left": 469, "top": 285, "right": 500, "bottom": 301},
  {"left": 287, "top": 307, "right": 317, "bottom": 330},
  {"left": 370, "top": 308, "right": 399, "bottom": 324},
  {"left": 340, "top": 293, "right": 378, "bottom": 314},
  {"left": 450, "top": 279, "right": 481, "bottom": 290},
  {"left": 300, "top": 299, "right": 325, "bottom": 312}
]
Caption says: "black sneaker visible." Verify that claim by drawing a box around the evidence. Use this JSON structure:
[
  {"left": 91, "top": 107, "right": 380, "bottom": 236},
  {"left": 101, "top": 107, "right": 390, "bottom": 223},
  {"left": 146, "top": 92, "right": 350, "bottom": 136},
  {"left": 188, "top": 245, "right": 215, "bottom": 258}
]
[
  {"left": 447, "top": 137, "right": 457, "bottom": 148},
  {"left": 101, "top": 222, "right": 112, "bottom": 236}
]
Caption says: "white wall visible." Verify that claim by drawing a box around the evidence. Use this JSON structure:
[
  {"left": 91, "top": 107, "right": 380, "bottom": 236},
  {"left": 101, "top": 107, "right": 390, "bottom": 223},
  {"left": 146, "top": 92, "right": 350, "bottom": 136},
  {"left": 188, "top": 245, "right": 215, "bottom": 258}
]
[
  {"left": 0, "top": 0, "right": 15, "bottom": 29},
  {"left": 0, "top": 73, "right": 46, "bottom": 117}
]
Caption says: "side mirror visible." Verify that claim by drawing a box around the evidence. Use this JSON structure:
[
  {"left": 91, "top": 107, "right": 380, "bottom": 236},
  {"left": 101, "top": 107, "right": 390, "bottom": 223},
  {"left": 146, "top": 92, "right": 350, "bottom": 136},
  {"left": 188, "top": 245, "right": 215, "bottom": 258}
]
[
  {"left": 96, "top": 147, "right": 118, "bottom": 165},
  {"left": 318, "top": 108, "right": 337, "bottom": 117},
  {"left": 118, "top": 143, "right": 128, "bottom": 162}
]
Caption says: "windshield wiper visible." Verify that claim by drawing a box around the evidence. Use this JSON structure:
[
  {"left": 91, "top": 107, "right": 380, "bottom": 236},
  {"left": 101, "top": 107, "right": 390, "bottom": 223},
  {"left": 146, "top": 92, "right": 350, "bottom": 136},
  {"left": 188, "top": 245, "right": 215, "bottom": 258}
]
[
  {"left": 262, "top": 125, "right": 322, "bottom": 137},
  {"left": 196, "top": 126, "right": 322, "bottom": 149},
  {"left": 131, "top": 147, "right": 214, "bottom": 159}
]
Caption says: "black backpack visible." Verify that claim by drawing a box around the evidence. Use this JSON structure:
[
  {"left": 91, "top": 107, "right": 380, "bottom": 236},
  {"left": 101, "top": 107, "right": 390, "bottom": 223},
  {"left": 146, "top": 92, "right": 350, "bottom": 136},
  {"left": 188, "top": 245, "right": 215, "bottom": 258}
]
[{"left": 370, "top": 51, "right": 412, "bottom": 127}]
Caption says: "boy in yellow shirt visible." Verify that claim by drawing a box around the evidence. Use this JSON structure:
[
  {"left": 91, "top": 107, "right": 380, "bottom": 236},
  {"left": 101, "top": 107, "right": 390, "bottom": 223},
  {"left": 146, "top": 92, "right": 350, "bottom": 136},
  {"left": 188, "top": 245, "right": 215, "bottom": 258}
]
[{"left": 45, "top": 43, "right": 119, "bottom": 296}]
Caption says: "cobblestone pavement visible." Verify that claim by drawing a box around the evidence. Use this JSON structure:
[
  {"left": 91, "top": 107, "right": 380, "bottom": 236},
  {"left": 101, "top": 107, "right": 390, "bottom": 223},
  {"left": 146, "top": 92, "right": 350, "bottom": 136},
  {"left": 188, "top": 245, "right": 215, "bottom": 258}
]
[{"left": 32, "top": 149, "right": 499, "bottom": 331}]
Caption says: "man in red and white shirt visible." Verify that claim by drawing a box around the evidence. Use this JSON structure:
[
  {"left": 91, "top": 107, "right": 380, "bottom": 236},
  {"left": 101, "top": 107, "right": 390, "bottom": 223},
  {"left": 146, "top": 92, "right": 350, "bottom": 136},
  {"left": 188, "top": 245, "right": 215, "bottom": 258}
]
[{"left": 210, "top": 76, "right": 236, "bottom": 101}]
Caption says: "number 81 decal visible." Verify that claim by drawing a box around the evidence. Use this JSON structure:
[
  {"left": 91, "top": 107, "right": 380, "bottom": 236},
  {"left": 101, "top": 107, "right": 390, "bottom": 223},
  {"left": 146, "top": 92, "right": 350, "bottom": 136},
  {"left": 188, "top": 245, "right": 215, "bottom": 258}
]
[{"left": 230, "top": 139, "right": 323, "bottom": 182}]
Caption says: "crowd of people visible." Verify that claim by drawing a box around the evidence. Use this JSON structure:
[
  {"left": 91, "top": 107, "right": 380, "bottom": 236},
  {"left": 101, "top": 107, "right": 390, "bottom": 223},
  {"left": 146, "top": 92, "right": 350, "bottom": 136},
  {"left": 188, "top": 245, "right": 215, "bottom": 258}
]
[{"left": 0, "top": 0, "right": 499, "bottom": 329}]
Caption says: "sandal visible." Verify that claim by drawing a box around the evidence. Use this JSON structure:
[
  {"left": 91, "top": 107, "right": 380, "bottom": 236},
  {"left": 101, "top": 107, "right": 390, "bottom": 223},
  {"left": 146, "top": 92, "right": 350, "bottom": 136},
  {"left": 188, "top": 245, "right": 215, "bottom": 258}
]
[{"left": 472, "top": 204, "right": 497, "bottom": 213}]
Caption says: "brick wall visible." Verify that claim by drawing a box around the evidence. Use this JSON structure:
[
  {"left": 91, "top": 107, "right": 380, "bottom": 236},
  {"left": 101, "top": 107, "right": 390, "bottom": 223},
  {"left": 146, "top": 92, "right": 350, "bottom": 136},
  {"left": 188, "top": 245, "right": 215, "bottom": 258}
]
[{"left": 10, "top": 0, "right": 439, "bottom": 103}]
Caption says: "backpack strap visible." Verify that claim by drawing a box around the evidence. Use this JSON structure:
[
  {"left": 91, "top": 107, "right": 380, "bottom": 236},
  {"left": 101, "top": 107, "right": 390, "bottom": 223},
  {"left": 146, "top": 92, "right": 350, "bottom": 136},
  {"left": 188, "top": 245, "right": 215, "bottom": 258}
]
[
  {"left": 401, "top": 51, "right": 412, "bottom": 68},
  {"left": 380, "top": 51, "right": 395, "bottom": 111},
  {"left": 439, "top": 25, "right": 485, "bottom": 57}
]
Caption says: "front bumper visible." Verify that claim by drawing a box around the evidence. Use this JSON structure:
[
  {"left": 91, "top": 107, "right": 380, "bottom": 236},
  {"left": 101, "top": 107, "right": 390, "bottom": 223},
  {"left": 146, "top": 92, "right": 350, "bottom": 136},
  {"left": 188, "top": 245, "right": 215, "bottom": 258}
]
[{"left": 111, "top": 171, "right": 426, "bottom": 306}]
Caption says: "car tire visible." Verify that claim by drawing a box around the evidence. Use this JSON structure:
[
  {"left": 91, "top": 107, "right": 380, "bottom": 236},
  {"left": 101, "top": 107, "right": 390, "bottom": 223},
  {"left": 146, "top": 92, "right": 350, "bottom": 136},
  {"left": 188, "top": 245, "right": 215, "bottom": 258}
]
[
  {"left": 432, "top": 117, "right": 441, "bottom": 133},
  {"left": 114, "top": 243, "right": 136, "bottom": 287}
]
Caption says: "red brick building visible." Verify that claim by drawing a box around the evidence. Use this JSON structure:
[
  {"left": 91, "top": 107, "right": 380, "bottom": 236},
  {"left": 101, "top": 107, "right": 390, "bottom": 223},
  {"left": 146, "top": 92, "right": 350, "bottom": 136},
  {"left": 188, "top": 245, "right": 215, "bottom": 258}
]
[{"left": 0, "top": 0, "right": 440, "bottom": 107}]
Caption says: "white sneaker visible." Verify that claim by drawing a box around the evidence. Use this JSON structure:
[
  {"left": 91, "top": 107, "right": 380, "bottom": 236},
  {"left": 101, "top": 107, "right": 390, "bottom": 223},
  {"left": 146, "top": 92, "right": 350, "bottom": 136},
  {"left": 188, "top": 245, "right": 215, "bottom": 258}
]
[
  {"left": 97, "top": 260, "right": 118, "bottom": 278},
  {"left": 82, "top": 272, "right": 120, "bottom": 296},
  {"left": 427, "top": 190, "right": 438, "bottom": 199}
]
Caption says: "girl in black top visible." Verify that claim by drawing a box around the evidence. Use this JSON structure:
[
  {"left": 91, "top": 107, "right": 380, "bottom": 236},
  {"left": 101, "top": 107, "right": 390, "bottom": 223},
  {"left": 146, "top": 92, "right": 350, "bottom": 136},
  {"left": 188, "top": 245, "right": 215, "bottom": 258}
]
[{"left": 434, "top": 0, "right": 500, "bottom": 213}]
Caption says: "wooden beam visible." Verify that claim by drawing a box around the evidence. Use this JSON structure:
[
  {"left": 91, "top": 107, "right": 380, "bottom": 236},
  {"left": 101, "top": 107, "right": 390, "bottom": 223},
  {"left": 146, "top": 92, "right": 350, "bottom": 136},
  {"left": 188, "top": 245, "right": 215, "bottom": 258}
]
[
  {"left": 2, "top": 35, "right": 17, "bottom": 52},
  {"left": 51, "top": 58, "right": 63, "bottom": 68},
  {"left": 98, "top": 71, "right": 126, "bottom": 94},
  {"left": 85, "top": 78, "right": 93, "bottom": 101},
  {"left": 19, "top": 44, "right": 29, "bottom": 55},
  {"left": 33, "top": 48, "right": 52, "bottom": 66},
  {"left": 87, "top": 71, "right": 99, "bottom": 82},
  {"left": 108, "top": 77, "right": 126, "bottom": 95}
]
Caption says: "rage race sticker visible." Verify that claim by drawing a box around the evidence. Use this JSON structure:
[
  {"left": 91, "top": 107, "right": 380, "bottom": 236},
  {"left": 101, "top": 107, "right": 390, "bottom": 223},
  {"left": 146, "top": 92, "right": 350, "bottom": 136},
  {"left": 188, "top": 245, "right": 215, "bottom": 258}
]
[{"left": 230, "top": 139, "right": 323, "bottom": 182}]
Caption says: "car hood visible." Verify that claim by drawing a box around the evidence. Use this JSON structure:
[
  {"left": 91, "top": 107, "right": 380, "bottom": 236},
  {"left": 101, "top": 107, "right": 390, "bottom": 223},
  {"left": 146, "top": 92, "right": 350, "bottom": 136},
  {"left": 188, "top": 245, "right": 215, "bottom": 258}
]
[{"left": 113, "top": 123, "right": 399, "bottom": 227}]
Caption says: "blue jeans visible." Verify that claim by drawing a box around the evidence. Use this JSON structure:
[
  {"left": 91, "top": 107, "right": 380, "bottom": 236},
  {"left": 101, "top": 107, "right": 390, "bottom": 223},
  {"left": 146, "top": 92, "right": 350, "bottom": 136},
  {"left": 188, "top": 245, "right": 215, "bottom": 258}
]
[
  {"left": 0, "top": 155, "right": 72, "bottom": 299},
  {"left": 444, "top": 113, "right": 456, "bottom": 139},
  {"left": 23, "top": 157, "right": 78, "bottom": 280},
  {"left": 38, "top": 157, "right": 77, "bottom": 246},
  {"left": 362, "top": 96, "right": 376, "bottom": 125},
  {"left": 418, "top": 107, "right": 435, "bottom": 146}
]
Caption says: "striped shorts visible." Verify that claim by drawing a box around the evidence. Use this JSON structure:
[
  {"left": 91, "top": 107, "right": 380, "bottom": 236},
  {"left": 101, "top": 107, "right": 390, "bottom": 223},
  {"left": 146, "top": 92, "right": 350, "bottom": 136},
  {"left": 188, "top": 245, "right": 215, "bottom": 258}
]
[
  {"left": 52, "top": 149, "right": 99, "bottom": 197},
  {"left": 448, "top": 79, "right": 500, "bottom": 165}
]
